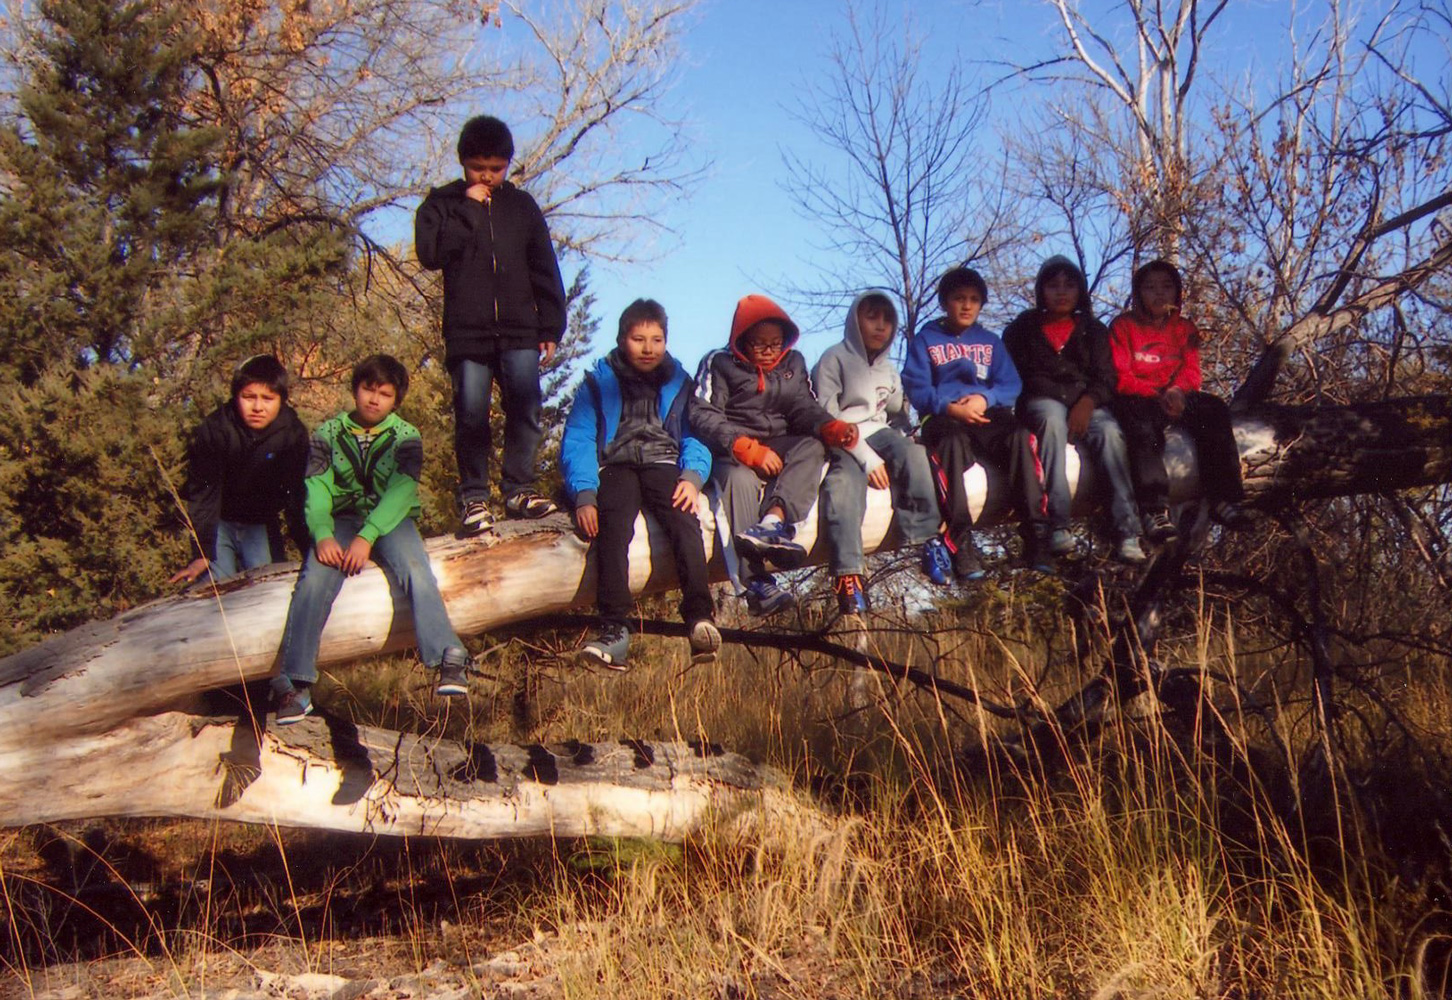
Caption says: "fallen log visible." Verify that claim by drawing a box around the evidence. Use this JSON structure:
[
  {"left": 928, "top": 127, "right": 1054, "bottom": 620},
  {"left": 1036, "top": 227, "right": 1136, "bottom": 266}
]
[{"left": 1, "top": 395, "right": 1449, "bottom": 835}]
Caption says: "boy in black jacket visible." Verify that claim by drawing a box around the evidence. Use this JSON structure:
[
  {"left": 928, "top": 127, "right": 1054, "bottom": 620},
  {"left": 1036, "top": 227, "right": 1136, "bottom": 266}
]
[
  {"left": 170, "top": 355, "right": 309, "bottom": 584},
  {"left": 415, "top": 115, "right": 567, "bottom": 535},
  {"left": 1002, "top": 256, "right": 1145, "bottom": 564},
  {"left": 692, "top": 294, "right": 858, "bottom": 616}
]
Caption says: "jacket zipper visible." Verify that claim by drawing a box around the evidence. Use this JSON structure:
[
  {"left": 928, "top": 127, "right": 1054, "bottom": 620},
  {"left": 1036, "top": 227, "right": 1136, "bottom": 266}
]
[{"left": 485, "top": 198, "right": 499, "bottom": 323}]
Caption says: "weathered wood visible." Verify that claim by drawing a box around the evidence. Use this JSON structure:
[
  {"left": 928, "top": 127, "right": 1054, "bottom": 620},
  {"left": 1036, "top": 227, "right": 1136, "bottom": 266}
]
[{"left": 1, "top": 395, "right": 1448, "bottom": 834}]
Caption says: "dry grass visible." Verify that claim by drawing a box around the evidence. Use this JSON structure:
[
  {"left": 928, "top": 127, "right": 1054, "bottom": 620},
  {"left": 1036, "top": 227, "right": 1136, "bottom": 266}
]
[{"left": 4, "top": 578, "right": 1452, "bottom": 998}]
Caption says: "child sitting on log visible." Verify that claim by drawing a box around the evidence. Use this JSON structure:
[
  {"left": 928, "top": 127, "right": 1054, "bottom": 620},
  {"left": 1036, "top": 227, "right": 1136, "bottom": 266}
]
[
  {"left": 560, "top": 299, "right": 720, "bottom": 670},
  {"left": 812, "top": 290, "right": 951, "bottom": 617},
  {"left": 1107, "top": 259, "right": 1251, "bottom": 543},
  {"left": 271, "top": 355, "right": 471, "bottom": 724},
  {"left": 691, "top": 294, "right": 859, "bottom": 617},
  {"left": 903, "top": 266, "right": 1054, "bottom": 579},
  {"left": 170, "top": 355, "right": 310, "bottom": 585}
]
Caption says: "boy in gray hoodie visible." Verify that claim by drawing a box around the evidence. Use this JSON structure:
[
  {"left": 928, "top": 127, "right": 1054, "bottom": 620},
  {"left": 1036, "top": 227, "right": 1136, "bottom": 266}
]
[{"left": 813, "top": 291, "right": 951, "bottom": 614}]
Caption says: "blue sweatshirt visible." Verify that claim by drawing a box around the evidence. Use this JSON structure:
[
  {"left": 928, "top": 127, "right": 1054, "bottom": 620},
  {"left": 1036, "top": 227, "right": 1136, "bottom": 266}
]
[
  {"left": 902, "top": 319, "right": 1022, "bottom": 418},
  {"left": 560, "top": 353, "right": 713, "bottom": 506}
]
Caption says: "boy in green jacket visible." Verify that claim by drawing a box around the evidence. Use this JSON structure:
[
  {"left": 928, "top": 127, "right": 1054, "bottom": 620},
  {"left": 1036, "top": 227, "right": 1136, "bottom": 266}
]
[{"left": 272, "top": 355, "right": 470, "bottom": 723}]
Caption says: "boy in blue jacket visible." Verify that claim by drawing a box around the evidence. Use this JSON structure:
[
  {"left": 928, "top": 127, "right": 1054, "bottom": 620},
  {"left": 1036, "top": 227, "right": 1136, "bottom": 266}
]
[
  {"left": 561, "top": 299, "right": 720, "bottom": 670},
  {"left": 903, "top": 266, "right": 1052, "bottom": 579}
]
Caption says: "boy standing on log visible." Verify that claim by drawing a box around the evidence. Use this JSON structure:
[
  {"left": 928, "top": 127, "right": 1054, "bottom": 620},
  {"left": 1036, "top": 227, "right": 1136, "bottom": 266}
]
[
  {"left": 560, "top": 299, "right": 720, "bottom": 670},
  {"left": 415, "top": 115, "right": 567, "bottom": 536},
  {"left": 903, "top": 266, "right": 1053, "bottom": 580},
  {"left": 691, "top": 295, "right": 859, "bottom": 617},
  {"left": 1107, "top": 259, "right": 1251, "bottom": 543},
  {"left": 170, "top": 355, "right": 310, "bottom": 585},
  {"left": 812, "top": 290, "right": 951, "bottom": 617},
  {"left": 272, "top": 355, "right": 470, "bottom": 724}
]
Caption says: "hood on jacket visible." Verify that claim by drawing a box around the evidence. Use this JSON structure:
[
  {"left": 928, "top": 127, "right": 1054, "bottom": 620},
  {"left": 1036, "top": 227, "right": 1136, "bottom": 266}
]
[
  {"left": 842, "top": 289, "right": 900, "bottom": 363},
  {"left": 729, "top": 294, "right": 800, "bottom": 390},
  {"left": 1034, "top": 255, "right": 1091, "bottom": 314}
]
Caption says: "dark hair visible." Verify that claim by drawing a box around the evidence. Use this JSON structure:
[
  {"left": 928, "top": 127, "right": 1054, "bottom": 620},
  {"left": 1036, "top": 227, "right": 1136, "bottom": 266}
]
[
  {"left": 1132, "top": 259, "right": 1184, "bottom": 310},
  {"left": 231, "top": 355, "right": 289, "bottom": 402},
  {"left": 457, "top": 115, "right": 514, "bottom": 162},
  {"left": 856, "top": 291, "right": 899, "bottom": 330},
  {"left": 351, "top": 354, "right": 409, "bottom": 403},
  {"left": 936, "top": 266, "right": 989, "bottom": 308},
  {"left": 1034, "top": 255, "right": 1090, "bottom": 314},
  {"left": 617, "top": 298, "right": 669, "bottom": 342}
]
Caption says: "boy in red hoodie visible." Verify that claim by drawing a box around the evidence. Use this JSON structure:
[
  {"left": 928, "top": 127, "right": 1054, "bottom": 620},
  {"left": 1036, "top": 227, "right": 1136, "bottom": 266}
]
[{"left": 1108, "top": 259, "right": 1250, "bottom": 542}]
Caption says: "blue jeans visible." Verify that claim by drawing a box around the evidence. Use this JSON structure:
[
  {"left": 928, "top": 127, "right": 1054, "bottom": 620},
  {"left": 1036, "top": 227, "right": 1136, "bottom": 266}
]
[
  {"left": 1020, "top": 397, "right": 1139, "bottom": 539},
  {"left": 450, "top": 350, "right": 544, "bottom": 502},
  {"left": 820, "top": 427, "right": 941, "bottom": 577},
  {"left": 212, "top": 520, "right": 273, "bottom": 579},
  {"left": 276, "top": 516, "right": 462, "bottom": 690}
]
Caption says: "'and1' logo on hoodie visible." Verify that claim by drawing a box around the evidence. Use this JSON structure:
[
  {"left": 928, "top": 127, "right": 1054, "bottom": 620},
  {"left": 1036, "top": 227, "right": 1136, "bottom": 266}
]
[
  {"left": 1132, "top": 349, "right": 1164, "bottom": 365},
  {"left": 927, "top": 341, "right": 996, "bottom": 379}
]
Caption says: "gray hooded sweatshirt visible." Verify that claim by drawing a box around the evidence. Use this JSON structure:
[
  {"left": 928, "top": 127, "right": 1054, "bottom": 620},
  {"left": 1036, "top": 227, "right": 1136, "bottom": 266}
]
[{"left": 811, "top": 291, "right": 914, "bottom": 473}]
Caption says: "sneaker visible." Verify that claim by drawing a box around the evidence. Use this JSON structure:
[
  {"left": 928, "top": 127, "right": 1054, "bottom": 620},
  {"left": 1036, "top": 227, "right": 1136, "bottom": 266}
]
[
  {"left": 1024, "top": 541, "right": 1057, "bottom": 574},
  {"left": 834, "top": 574, "right": 870, "bottom": 615},
  {"left": 920, "top": 537, "right": 953, "bottom": 586},
  {"left": 1211, "top": 501, "right": 1253, "bottom": 530},
  {"left": 734, "top": 519, "right": 808, "bottom": 569},
  {"left": 460, "top": 499, "right": 494, "bottom": 536},
  {"left": 436, "top": 645, "right": 471, "bottom": 697},
  {"left": 1144, "top": 509, "right": 1179, "bottom": 543},
  {"left": 1048, "top": 528, "right": 1078, "bottom": 557},
  {"left": 688, "top": 619, "right": 722, "bottom": 664},
  {"left": 505, "top": 490, "right": 559, "bottom": 519},
  {"left": 954, "top": 544, "right": 987, "bottom": 583},
  {"left": 743, "top": 576, "right": 795, "bottom": 617},
  {"left": 577, "top": 623, "right": 631, "bottom": 671},
  {"left": 274, "top": 685, "right": 313, "bottom": 725},
  {"left": 1115, "top": 535, "right": 1148, "bottom": 565}
]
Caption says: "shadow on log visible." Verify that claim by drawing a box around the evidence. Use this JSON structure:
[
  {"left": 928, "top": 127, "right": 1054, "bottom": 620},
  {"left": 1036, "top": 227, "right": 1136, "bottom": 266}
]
[{"left": 1, "top": 396, "right": 1449, "bottom": 836}]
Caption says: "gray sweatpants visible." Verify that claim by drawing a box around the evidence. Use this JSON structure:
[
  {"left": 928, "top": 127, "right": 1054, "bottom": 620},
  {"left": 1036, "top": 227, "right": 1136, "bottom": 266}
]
[{"left": 709, "top": 434, "right": 825, "bottom": 585}]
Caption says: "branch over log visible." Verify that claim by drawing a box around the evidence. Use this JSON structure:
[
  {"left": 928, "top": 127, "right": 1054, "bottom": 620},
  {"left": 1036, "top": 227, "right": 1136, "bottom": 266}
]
[{"left": 1, "top": 395, "right": 1449, "bottom": 835}]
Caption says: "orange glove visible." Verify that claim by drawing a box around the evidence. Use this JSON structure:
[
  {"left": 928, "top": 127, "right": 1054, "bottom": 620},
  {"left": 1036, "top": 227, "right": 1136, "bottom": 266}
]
[
  {"left": 732, "top": 436, "right": 773, "bottom": 470},
  {"left": 819, "top": 419, "right": 859, "bottom": 450}
]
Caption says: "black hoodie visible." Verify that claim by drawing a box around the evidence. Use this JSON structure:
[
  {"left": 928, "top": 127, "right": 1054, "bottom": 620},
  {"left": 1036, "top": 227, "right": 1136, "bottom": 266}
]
[
  {"left": 414, "top": 179, "right": 568, "bottom": 361},
  {"left": 1002, "top": 256, "right": 1117, "bottom": 409}
]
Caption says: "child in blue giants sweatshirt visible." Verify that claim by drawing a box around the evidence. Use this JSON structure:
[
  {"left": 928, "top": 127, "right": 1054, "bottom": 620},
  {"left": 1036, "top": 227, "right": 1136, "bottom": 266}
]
[
  {"left": 560, "top": 299, "right": 720, "bottom": 670},
  {"left": 903, "top": 266, "right": 1052, "bottom": 579}
]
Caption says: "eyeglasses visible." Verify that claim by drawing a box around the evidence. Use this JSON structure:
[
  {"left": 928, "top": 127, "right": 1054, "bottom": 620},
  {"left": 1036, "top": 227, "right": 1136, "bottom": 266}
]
[{"left": 747, "top": 340, "right": 784, "bottom": 354}]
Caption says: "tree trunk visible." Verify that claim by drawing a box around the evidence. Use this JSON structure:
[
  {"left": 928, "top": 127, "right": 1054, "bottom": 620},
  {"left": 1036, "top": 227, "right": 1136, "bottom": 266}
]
[{"left": 2, "top": 395, "right": 1448, "bottom": 835}]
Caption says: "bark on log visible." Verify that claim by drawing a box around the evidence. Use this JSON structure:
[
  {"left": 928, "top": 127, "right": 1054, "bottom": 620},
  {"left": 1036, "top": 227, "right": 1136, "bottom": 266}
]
[{"left": 1, "top": 395, "right": 1449, "bottom": 835}]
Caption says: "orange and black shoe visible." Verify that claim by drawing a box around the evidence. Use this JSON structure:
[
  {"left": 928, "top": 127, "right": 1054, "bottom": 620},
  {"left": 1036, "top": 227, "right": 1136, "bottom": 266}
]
[{"left": 834, "top": 574, "right": 870, "bottom": 616}]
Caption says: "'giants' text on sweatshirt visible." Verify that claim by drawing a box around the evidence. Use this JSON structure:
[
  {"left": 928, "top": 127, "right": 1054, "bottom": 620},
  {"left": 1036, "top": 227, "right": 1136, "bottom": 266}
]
[{"left": 902, "top": 319, "right": 1022, "bottom": 418}]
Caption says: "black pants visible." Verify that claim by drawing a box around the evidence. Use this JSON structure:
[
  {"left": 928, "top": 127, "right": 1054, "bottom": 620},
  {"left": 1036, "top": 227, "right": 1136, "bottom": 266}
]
[
  {"left": 596, "top": 463, "right": 713, "bottom": 629},
  {"left": 921, "top": 408, "right": 1046, "bottom": 570},
  {"left": 1109, "top": 392, "right": 1245, "bottom": 510}
]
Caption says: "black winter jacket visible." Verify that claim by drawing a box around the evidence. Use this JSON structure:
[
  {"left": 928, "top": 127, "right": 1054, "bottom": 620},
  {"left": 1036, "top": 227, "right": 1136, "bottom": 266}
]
[
  {"left": 414, "top": 179, "right": 567, "bottom": 360},
  {"left": 180, "top": 403, "right": 310, "bottom": 561},
  {"left": 691, "top": 349, "right": 834, "bottom": 454},
  {"left": 1001, "top": 310, "right": 1117, "bottom": 409}
]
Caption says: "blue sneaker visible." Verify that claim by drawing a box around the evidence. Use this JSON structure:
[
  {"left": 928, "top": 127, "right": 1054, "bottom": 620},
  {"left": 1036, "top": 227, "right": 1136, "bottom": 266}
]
[
  {"left": 577, "top": 623, "right": 631, "bottom": 671},
  {"left": 834, "top": 574, "right": 869, "bottom": 615},
  {"left": 744, "top": 576, "right": 795, "bottom": 617},
  {"left": 920, "top": 537, "right": 953, "bottom": 586},
  {"left": 735, "top": 519, "right": 808, "bottom": 569}
]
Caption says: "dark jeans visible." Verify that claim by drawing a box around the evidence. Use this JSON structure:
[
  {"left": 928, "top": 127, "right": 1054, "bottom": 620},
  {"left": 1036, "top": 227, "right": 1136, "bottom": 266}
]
[
  {"left": 1109, "top": 392, "right": 1245, "bottom": 510},
  {"left": 450, "top": 349, "right": 543, "bottom": 502},
  {"left": 921, "top": 408, "right": 1046, "bottom": 570},
  {"left": 595, "top": 463, "right": 714, "bottom": 630}
]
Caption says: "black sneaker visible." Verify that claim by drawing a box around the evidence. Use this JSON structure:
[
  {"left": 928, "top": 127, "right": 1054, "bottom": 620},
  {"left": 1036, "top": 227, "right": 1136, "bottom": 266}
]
[
  {"left": 505, "top": 490, "right": 559, "bottom": 519},
  {"left": 577, "top": 623, "right": 631, "bottom": 670},
  {"left": 274, "top": 685, "right": 313, "bottom": 725},
  {"left": 954, "top": 543, "right": 987, "bottom": 583},
  {"left": 688, "top": 620, "right": 722, "bottom": 664},
  {"left": 1211, "top": 501, "right": 1253, "bottom": 530},
  {"left": 460, "top": 499, "right": 494, "bottom": 536},
  {"left": 436, "top": 645, "right": 470, "bottom": 697},
  {"left": 1144, "top": 509, "right": 1178, "bottom": 543}
]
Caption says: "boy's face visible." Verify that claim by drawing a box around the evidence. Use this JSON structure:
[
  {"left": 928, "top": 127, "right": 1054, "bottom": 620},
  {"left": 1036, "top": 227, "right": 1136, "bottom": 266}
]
[
  {"left": 857, "top": 303, "right": 895, "bottom": 356},
  {"left": 462, "top": 154, "right": 509, "bottom": 192},
  {"left": 352, "top": 380, "right": 399, "bottom": 428},
  {"left": 235, "top": 381, "right": 283, "bottom": 432},
  {"left": 941, "top": 286, "right": 984, "bottom": 333},
  {"left": 1041, "top": 271, "right": 1080, "bottom": 318},
  {"left": 1138, "top": 270, "right": 1179, "bottom": 320},
  {"left": 741, "top": 321, "right": 787, "bottom": 365},
  {"left": 620, "top": 320, "right": 666, "bottom": 373}
]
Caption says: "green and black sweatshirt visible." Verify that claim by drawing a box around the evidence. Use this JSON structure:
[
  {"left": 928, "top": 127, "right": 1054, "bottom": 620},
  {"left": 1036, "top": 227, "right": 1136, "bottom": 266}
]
[{"left": 303, "top": 410, "right": 424, "bottom": 545}]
